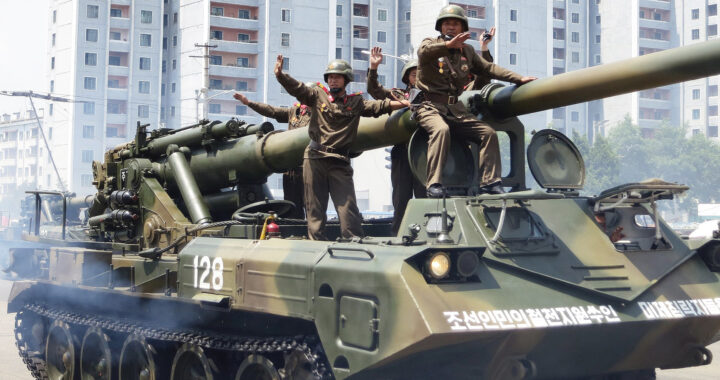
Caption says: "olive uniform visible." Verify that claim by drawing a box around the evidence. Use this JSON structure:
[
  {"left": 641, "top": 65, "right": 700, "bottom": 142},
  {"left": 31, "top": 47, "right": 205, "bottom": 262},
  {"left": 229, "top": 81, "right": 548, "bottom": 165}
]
[
  {"left": 277, "top": 67, "right": 393, "bottom": 240},
  {"left": 366, "top": 68, "right": 425, "bottom": 235},
  {"left": 246, "top": 101, "right": 311, "bottom": 219},
  {"left": 468, "top": 49, "right": 494, "bottom": 90},
  {"left": 416, "top": 36, "right": 524, "bottom": 188}
]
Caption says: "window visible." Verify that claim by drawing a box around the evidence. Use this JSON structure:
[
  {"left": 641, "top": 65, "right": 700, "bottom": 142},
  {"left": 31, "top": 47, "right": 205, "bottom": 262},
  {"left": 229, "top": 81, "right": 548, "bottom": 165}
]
[
  {"left": 235, "top": 81, "right": 248, "bottom": 91},
  {"left": 171, "top": 107, "right": 175, "bottom": 117},
  {"left": 52, "top": 33, "right": 55, "bottom": 47},
  {"left": 509, "top": 53, "right": 517, "bottom": 65},
  {"left": 405, "top": 11, "right": 411, "bottom": 21},
  {"left": 85, "top": 52, "right": 97, "bottom": 66},
  {"left": 572, "top": 32, "right": 579, "bottom": 43},
  {"left": 692, "top": 9, "right": 700, "bottom": 19},
  {"left": 571, "top": 13, "right": 579, "bottom": 23},
  {"left": 163, "top": 37, "right": 167, "bottom": 49},
  {"left": 692, "top": 29, "right": 700, "bottom": 40},
  {"left": 141, "top": 10, "right": 152, "bottom": 24},
  {"left": 111, "top": 8, "right": 122, "bottom": 18},
  {"left": 281, "top": 9, "right": 291, "bottom": 23},
  {"left": 171, "top": 83, "right": 176, "bottom": 93},
  {"left": 708, "top": 126, "right": 719, "bottom": 137},
  {"left": 163, "top": 14, "right": 168, "bottom": 26},
  {"left": 210, "top": 55, "right": 222, "bottom": 65},
  {"left": 87, "top": 5, "right": 98, "bottom": 18},
  {"left": 553, "top": 108, "right": 565, "bottom": 119},
  {"left": 237, "top": 57, "right": 249, "bottom": 67},
  {"left": 211, "top": 7, "right": 223, "bottom": 16},
  {"left": 83, "top": 102, "right": 95, "bottom": 115},
  {"left": 353, "top": 48, "right": 365, "bottom": 60},
  {"left": 595, "top": 35, "right": 601, "bottom": 43},
  {"left": 138, "top": 105, "right": 149, "bottom": 118},
  {"left": 710, "top": 105, "right": 718, "bottom": 116},
  {"left": 693, "top": 89, "right": 701, "bottom": 99},
  {"left": 405, "top": 34, "right": 410, "bottom": 43},
  {"left": 553, "top": 67, "right": 565, "bottom": 75},
  {"left": 510, "top": 9, "right": 517, "bottom": 21},
  {"left": 336, "top": 27, "right": 342, "bottom": 39},
  {"left": 81, "top": 174, "right": 92, "bottom": 187},
  {"left": 281, "top": 33, "right": 290, "bottom": 47},
  {"left": 161, "top": 84, "right": 165, "bottom": 95},
  {"left": 596, "top": 15, "right": 601, "bottom": 24},
  {"left": 84, "top": 77, "right": 96, "bottom": 90},
  {"left": 710, "top": 4, "right": 718, "bottom": 17},
  {"left": 212, "top": 30, "right": 223, "bottom": 40},
  {"left": 86, "top": 29, "right": 98, "bottom": 42},
  {"left": 238, "top": 33, "right": 249, "bottom": 42},
  {"left": 709, "top": 25, "right": 718, "bottom": 37},
  {"left": 82, "top": 125, "right": 94, "bottom": 139},
  {"left": 378, "top": 9, "right": 387, "bottom": 22},
  {"left": 172, "top": 59, "right": 176, "bottom": 70},
  {"left": 693, "top": 109, "right": 701, "bottom": 119},
  {"left": 572, "top": 51, "right": 579, "bottom": 63},
  {"left": 571, "top": 112, "right": 579, "bottom": 122},
  {"left": 139, "top": 57, "right": 151, "bottom": 70},
  {"left": 162, "top": 60, "right": 166, "bottom": 72},
  {"left": 139, "top": 81, "right": 150, "bottom": 94},
  {"left": 174, "top": 12, "right": 178, "bottom": 23},
  {"left": 336, "top": 4, "right": 342, "bottom": 17},
  {"left": 510, "top": 31, "right": 517, "bottom": 43},
  {"left": 49, "top": 104, "right": 53, "bottom": 116},
  {"left": 236, "top": 105, "right": 247, "bottom": 115},
  {"left": 110, "top": 32, "right": 121, "bottom": 40},
  {"left": 553, "top": 28, "right": 565, "bottom": 40},
  {"left": 51, "top": 57, "right": 55, "bottom": 69},
  {"left": 283, "top": 57, "right": 290, "bottom": 70},
  {"left": 572, "top": 0, "right": 579, "bottom": 3},
  {"left": 50, "top": 80, "right": 54, "bottom": 92},
  {"left": 238, "top": 9, "right": 250, "bottom": 19},
  {"left": 336, "top": 47, "right": 342, "bottom": 59},
  {"left": 709, "top": 85, "right": 718, "bottom": 97},
  {"left": 377, "top": 31, "right": 386, "bottom": 43},
  {"left": 53, "top": 10, "right": 56, "bottom": 23},
  {"left": 109, "top": 56, "right": 120, "bottom": 66},
  {"left": 595, "top": 55, "right": 601, "bottom": 64},
  {"left": 553, "top": 48, "right": 565, "bottom": 59},
  {"left": 173, "top": 36, "right": 177, "bottom": 46},
  {"left": 140, "top": 34, "right": 151, "bottom": 47},
  {"left": 209, "top": 104, "right": 221, "bottom": 114}
]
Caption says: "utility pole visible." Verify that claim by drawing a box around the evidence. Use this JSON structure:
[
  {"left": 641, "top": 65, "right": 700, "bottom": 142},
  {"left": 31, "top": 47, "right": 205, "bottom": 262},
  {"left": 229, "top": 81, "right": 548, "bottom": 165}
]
[
  {"left": 0, "top": 90, "right": 82, "bottom": 192},
  {"left": 190, "top": 43, "right": 217, "bottom": 122}
]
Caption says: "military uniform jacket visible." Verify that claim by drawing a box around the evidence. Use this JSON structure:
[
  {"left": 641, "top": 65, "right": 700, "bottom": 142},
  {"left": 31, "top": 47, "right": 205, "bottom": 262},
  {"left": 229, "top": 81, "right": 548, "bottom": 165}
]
[
  {"left": 277, "top": 72, "right": 392, "bottom": 161},
  {"left": 417, "top": 36, "right": 522, "bottom": 97},
  {"left": 366, "top": 69, "right": 410, "bottom": 101},
  {"left": 247, "top": 101, "right": 311, "bottom": 130},
  {"left": 469, "top": 49, "right": 494, "bottom": 90}
]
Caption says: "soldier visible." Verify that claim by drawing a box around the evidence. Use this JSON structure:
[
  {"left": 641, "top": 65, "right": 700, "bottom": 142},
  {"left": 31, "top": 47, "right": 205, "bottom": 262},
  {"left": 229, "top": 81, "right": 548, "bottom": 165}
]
[
  {"left": 233, "top": 92, "right": 310, "bottom": 219},
  {"left": 467, "top": 26, "right": 495, "bottom": 91},
  {"left": 366, "top": 47, "right": 425, "bottom": 235},
  {"left": 274, "top": 55, "right": 410, "bottom": 240},
  {"left": 416, "top": 5, "right": 537, "bottom": 197}
]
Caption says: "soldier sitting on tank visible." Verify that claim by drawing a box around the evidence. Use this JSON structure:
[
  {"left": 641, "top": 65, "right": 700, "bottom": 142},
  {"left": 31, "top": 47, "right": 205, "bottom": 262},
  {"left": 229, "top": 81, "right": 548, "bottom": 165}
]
[
  {"left": 366, "top": 47, "right": 426, "bottom": 235},
  {"left": 233, "top": 91, "right": 311, "bottom": 219},
  {"left": 466, "top": 26, "right": 495, "bottom": 91},
  {"left": 417, "top": 5, "right": 537, "bottom": 197},
  {"left": 274, "top": 55, "right": 410, "bottom": 240}
]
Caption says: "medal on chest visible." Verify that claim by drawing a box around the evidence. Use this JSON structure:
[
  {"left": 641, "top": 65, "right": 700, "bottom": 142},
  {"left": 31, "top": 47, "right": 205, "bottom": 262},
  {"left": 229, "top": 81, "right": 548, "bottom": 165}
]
[{"left": 438, "top": 57, "right": 445, "bottom": 74}]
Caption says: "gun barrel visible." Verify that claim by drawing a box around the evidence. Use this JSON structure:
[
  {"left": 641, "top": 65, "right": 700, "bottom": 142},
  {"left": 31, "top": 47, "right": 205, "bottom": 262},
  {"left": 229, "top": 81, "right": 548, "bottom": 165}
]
[{"left": 487, "top": 39, "right": 720, "bottom": 118}]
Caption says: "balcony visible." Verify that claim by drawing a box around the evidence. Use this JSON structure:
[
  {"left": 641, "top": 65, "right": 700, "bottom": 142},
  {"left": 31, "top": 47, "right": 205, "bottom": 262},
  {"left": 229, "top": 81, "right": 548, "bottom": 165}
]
[
  {"left": 110, "top": 17, "right": 130, "bottom": 30},
  {"left": 638, "top": 18, "right": 669, "bottom": 30},
  {"left": 107, "top": 87, "right": 128, "bottom": 100},
  {"left": 106, "top": 113, "right": 128, "bottom": 124},
  {"left": 213, "top": 39, "right": 259, "bottom": 55},
  {"left": 637, "top": 118, "right": 663, "bottom": 129},
  {"left": 108, "top": 65, "right": 129, "bottom": 76},
  {"left": 209, "top": 64, "right": 257, "bottom": 77},
  {"left": 467, "top": 18, "right": 487, "bottom": 30},
  {"left": 110, "top": 0, "right": 131, "bottom": 5},
  {"left": 638, "top": 97, "right": 670, "bottom": 109},
  {"left": 109, "top": 39, "right": 130, "bottom": 53},
  {"left": 208, "top": 89, "right": 251, "bottom": 101},
  {"left": 210, "top": 15, "right": 259, "bottom": 30},
  {"left": 640, "top": 0, "right": 671, "bottom": 10},
  {"left": 638, "top": 38, "right": 671, "bottom": 50},
  {"left": 352, "top": 38, "right": 370, "bottom": 49},
  {"left": 352, "top": 59, "right": 369, "bottom": 71},
  {"left": 214, "top": 0, "right": 259, "bottom": 6}
]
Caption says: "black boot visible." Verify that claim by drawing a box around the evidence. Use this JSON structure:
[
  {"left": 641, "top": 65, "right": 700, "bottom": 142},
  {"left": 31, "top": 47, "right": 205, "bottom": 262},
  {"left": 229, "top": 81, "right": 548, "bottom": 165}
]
[
  {"left": 426, "top": 183, "right": 446, "bottom": 198},
  {"left": 479, "top": 181, "right": 505, "bottom": 194}
]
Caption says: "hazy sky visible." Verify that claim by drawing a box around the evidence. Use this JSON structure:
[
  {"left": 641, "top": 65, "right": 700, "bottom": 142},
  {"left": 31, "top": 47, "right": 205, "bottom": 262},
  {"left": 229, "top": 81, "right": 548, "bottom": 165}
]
[{"left": 0, "top": 1, "right": 49, "bottom": 115}]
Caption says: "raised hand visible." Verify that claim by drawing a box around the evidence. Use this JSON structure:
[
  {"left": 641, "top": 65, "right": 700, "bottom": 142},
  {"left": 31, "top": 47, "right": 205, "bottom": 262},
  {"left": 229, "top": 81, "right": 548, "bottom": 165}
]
[
  {"left": 233, "top": 92, "right": 249, "bottom": 105},
  {"left": 369, "top": 47, "right": 383, "bottom": 70},
  {"left": 274, "top": 54, "right": 284, "bottom": 76},
  {"left": 481, "top": 26, "right": 496, "bottom": 48},
  {"left": 446, "top": 32, "right": 471, "bottom": 49}
]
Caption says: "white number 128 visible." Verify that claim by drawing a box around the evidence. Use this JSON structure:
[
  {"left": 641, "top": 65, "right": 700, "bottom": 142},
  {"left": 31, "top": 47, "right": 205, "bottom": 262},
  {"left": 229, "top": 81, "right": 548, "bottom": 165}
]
[{"left": 192, "top": 255, "right": 224, "bottom": 290}]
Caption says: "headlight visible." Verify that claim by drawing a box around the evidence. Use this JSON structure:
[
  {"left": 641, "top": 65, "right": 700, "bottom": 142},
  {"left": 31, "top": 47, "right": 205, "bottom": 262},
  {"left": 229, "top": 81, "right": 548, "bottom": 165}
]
[
  {"left": 456, "top": 250, "right": 480, "bottom": 277},
  {"left": 426, "top": 251, "right": 451, "bottom": 279}
]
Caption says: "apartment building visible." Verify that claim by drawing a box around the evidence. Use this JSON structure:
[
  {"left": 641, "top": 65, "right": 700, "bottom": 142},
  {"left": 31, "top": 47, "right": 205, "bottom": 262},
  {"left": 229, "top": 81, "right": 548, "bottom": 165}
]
[{"left": 46, "top": 0, "right": 163, "bottom": 196}]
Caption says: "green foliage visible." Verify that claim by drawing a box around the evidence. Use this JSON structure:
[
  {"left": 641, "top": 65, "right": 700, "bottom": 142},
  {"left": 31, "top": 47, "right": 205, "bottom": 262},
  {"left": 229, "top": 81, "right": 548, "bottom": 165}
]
[{"left": 572, "top": 131, "right": 619, "bottom": 196}]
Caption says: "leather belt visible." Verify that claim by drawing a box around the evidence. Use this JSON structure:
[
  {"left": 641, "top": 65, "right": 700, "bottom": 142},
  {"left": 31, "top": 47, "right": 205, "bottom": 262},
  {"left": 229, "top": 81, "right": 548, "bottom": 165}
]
[
  {"left": 425, "top": 92, "right": 459, "bottom": 105},
  {"left": 309, "top": 140, "right": 350, "bottom": 157}
]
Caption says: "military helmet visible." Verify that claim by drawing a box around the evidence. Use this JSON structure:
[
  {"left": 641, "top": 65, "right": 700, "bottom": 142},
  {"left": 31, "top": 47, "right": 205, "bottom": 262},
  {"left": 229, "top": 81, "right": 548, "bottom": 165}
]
[
  {"left": 401, "top": 59, "right": 418, "bottom": 85},
  {"left": 434, "top": 4, "right": 469, "bottom": 33},
  {"left": 323, "top": 59, "right": 353, "bottom": 84}
]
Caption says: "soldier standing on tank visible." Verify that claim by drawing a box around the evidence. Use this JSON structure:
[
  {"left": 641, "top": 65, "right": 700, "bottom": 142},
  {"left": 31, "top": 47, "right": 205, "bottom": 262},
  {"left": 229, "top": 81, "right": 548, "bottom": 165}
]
[
  {"left": 233, "top": 92, "right": 311, "bottom": 219},
  {"left": 366, "top": 47, "right": 425, "bottom": 235},
  {"left": 417, "top": 5, "right": 537, "bottom": 197},
  {"left": 274, "top": 55, "right": 410, "bottom": 240}
]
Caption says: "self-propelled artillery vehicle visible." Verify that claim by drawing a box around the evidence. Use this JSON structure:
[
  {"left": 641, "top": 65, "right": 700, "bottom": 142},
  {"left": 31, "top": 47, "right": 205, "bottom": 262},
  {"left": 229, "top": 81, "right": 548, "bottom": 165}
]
[{"left": 7, "top": 39, "right": 720, "bottom": 380}]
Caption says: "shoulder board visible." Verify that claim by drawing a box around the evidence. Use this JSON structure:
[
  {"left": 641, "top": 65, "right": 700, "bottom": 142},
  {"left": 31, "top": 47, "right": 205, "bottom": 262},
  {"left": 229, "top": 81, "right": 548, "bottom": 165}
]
[
  {"left": 316, "top": 82, "right": 330, "bottom": 94},
  {"left": 347, "top": 91, "right": 363, "bottom": 97}
]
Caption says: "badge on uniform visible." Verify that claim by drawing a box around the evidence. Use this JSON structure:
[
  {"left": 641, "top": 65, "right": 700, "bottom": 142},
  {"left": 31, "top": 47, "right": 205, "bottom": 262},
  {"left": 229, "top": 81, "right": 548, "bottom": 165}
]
[
  {"left": 461, "top": 64, "right": 468, "bottom": 72},
  {"left": 320, "top": 103, "right": 328, "bottom": 112},
  {"left": 438, "top": 57, "right": 445, "bottom": 74}
]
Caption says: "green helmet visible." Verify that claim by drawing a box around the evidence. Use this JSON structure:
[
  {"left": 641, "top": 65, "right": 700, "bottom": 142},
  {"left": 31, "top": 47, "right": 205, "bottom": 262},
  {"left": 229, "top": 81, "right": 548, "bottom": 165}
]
[
  {"left": 401, "top": 59, "right": 418, "bottom": 85},
  {"left": 323, "top": 59, "right": 353, "bottom": 84},
  {"left": 434, "top": 5, "right": 469, "bottom": 33}
]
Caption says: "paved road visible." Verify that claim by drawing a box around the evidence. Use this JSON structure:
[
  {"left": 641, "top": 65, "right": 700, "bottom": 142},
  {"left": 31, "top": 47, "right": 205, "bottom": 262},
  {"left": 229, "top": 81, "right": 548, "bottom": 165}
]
[{"left": 0, "top": 279, "right": 717, "bottom": 379}]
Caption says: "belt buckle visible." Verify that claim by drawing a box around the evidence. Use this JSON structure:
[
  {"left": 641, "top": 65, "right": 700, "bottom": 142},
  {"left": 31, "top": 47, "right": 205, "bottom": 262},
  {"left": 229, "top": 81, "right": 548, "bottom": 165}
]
[{"left": 448, "top": 95, "right": 457, "bottom": 104}]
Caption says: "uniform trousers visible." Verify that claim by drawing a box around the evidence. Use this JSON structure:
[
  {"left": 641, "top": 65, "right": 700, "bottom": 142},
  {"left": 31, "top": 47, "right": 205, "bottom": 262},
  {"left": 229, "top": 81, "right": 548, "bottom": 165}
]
[
  {"left": 283, "top": 167, "right": 305, "bottom": 219},
  {"left": 390, "top": 144, "right": 426, "bottom": 235},
  {"left": 415, "top": 103, "right": 502, "bottom": 188},
  {"left": 303, "top": 156, "right": 363, "bottom": 240}
]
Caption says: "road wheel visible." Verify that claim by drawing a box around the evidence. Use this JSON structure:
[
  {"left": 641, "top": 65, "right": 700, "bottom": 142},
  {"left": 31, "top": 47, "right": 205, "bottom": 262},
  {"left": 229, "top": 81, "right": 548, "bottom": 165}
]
[
  {"left": 119, "top": 333, "right": 158, "bottom": 380},
  {"left": 235, "top": 354, "right": 280, "bottom": 380},
  {"left": 170, "top": 343, "right": 217, "bottom": 380},
  {"left": 45, "top": 320, "right": 75, "bottom": 380},
  {"left": 80, "top": 326, "right": 112, "bottom": 380}
]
